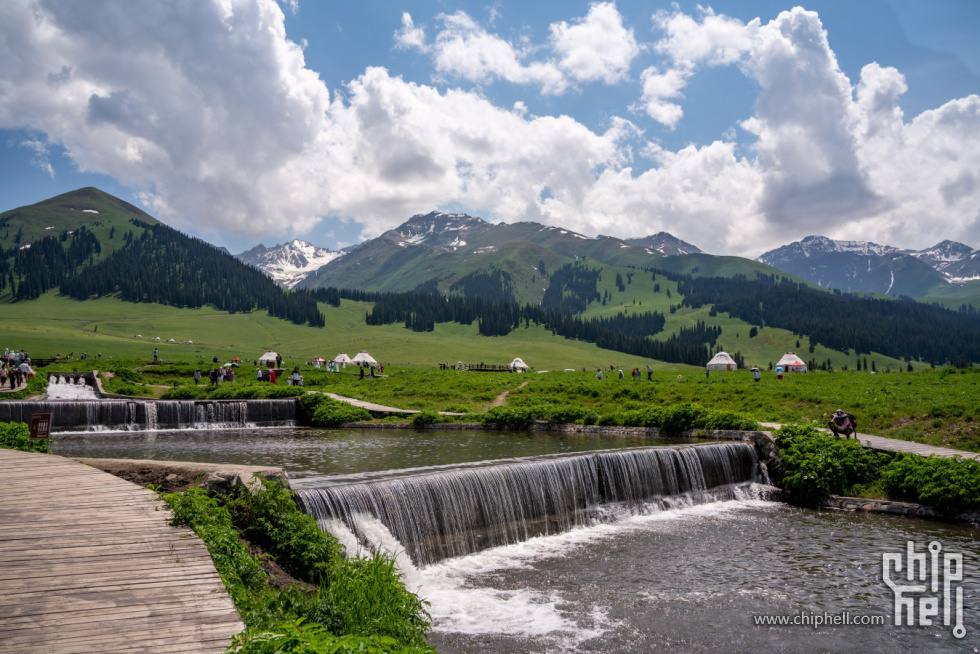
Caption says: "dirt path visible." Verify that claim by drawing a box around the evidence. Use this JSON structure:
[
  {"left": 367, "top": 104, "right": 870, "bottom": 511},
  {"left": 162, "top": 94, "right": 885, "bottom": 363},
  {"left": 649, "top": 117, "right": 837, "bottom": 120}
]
[{"left": 490, "top": 381, "right": 529, "bottom": 408}]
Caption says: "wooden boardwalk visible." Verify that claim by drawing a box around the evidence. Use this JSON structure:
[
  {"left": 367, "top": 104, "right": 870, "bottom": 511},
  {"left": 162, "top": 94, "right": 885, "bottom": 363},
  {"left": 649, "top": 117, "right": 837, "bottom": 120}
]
[
  {"left": 0, "top": 449, "right": 243, "bottom": 653},
  {"left": 760, "top": 423, "right": 980, "bottom": 460}
]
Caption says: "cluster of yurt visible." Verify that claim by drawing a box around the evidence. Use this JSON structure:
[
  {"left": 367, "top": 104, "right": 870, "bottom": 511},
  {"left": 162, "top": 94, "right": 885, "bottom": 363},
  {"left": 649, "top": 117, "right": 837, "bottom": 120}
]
[{"left": 704, "top": 351, "right": 808, "bottom": 373}]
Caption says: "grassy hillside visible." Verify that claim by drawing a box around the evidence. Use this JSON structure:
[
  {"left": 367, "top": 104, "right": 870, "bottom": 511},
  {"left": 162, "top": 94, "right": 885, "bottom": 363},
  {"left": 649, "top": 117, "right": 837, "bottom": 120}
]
[
  {"left": 0, "top": 291, "right": 694, "bottom": 371},
  {"left": 0, "top": 187, "right": 159, "bottom": 263}
]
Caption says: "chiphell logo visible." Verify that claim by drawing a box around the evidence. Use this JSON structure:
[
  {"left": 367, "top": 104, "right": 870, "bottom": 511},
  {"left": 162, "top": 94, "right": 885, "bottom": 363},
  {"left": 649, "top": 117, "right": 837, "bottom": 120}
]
[{"left": 883, "top": 540, "right": 965, "bottom": 639}]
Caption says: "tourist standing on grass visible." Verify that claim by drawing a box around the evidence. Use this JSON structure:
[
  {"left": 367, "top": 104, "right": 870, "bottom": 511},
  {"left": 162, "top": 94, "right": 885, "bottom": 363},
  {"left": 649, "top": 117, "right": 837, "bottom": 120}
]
[
  {"left": 193, "top": 369, "right": 201, "bottom": 385},
  {"left": 0, "top": 366, "right": 6, "bottom": 388},
  {"left": 753, "top": 369, "right": 761, "bottom": 382},
  {"left": 257, "top": 367, "right": 263, "bottom": 382},
  {"left": 646, "top": 364, "right": 653, "bottom": 380},
  {"left": 153, "top": 347, "right": 158, "bottom": 363},
  {"left": 596, "top": 368, "right": 603, "bottom": 380},
  {"left": 359, "top": 366, "right": 364, "bottom": 380}
]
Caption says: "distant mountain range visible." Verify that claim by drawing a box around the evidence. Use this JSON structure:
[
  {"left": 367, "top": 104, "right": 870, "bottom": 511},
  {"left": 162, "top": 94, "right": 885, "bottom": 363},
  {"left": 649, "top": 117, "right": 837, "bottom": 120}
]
[
  {"left": 241, "top": 213, "right": 977, "bottom": 305},
  {"left": 757, "top": 236, "right": 980, "bottom": 298},
  {"left": 295, "top": 211, "right": 774, "bottom": 304},
  {"left": 236, "top": 239, "right": 343, "bottom": 288},
  {"left": 2, "top": 188, "right": 977, "bottom": 367}
]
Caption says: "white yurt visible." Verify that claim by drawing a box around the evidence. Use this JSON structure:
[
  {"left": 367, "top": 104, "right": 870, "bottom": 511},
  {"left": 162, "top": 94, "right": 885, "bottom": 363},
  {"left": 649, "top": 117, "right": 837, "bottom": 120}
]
[
  {"left": 334, "top": 353, "right": 352, "bottom": 364},
  {"left": 351, "top": 350, "right": 378, "bottom": 367},
  {"left": 776, "top": 352, "right": 807, "bottom": 373},
  {"left": 508, "top": 357, "right": 529, "bottom": 372},
  {"left": 257, "top": 350, "right": 279, "bottom": 367},
  {"left": 706, "top": 351, "right": 738, "bottom": 371}
]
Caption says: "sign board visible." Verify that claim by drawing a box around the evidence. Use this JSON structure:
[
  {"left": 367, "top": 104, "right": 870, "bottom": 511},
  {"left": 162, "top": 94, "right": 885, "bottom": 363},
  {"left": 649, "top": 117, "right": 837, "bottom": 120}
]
[{"left": 30, "top": 413, "right": 52, "bottom": 440}]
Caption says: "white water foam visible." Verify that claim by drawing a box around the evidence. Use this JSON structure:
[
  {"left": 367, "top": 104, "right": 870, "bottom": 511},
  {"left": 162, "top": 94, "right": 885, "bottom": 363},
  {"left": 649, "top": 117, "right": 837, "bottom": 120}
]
[
  {"left": 323, "top": 483, "right": 779, "bottom": 647},
  {"left": 45, "top": 380, "right": 99, "bottom": 400}
]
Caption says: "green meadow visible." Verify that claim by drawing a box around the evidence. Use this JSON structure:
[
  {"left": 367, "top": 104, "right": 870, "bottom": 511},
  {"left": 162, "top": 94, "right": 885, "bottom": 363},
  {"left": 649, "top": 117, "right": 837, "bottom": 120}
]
[
  {"left": 1, "top": 291, "right": 687, "bottom": 370},
  {"left": 5, "top": 289, "right": 977, "bottom": 452}
]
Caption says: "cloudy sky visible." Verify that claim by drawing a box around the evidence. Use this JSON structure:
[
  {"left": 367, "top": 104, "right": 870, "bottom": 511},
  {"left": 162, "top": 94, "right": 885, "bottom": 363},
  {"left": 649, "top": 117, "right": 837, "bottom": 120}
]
[{"left": 1, "top": 0, "right": 978, "bottom": 257}]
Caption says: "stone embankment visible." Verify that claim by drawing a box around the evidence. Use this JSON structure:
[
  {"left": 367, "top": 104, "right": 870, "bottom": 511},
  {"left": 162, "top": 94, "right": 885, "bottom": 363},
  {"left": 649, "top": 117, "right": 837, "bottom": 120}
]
[
  {"left": 821, "top": 495, "right": 980, "bottom": 523},
  {"left": 74, "top": 458, "right": 288, "bottom": 494}
]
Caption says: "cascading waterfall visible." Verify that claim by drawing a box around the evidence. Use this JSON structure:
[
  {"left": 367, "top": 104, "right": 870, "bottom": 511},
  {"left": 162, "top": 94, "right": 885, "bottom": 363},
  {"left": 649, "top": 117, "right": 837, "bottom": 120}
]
[
  {"left": 295, "top": 442, "right": 761, "bottom": 566},
  {"left": 0, "top": 398, "right": 298, "bottom": 431}
]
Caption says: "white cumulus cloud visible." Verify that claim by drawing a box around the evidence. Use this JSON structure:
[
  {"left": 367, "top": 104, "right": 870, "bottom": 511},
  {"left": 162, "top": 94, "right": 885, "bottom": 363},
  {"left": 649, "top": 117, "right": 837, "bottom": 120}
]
[
  {"left": 550, "top": 2, "right": 640, "bottom": 84},
  {"left": 0, "top": 0, "right": 978, "bottom": 258}
]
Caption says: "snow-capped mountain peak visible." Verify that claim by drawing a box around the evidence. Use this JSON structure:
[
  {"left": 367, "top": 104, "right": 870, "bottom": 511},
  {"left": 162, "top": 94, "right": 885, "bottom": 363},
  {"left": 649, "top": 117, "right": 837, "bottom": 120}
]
[
  {"left": 235, "top": 239, "right": 344, "bottom": 288},
  {"left": 388, "top": 212, "right": 492, "bottom": 250}
]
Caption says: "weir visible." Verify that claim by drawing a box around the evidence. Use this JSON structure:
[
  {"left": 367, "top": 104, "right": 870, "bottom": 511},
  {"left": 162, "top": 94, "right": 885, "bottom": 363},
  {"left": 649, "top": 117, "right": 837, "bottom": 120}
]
[
  {"left": 295, "top": 442, "right": 760, "bottom": 566},
  {"left": 0, "top": 398, "right": 299, "bottom": 431}
]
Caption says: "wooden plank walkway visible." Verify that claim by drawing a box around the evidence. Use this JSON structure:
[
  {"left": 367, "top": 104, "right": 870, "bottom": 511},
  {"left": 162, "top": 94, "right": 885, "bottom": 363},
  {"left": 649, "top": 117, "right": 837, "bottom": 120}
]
[
  {"left": 760, "top": 423, "right": 980, "bottom": 460},
  {"left": 0, "top": 449, "right": 244, "bottom": 653}
]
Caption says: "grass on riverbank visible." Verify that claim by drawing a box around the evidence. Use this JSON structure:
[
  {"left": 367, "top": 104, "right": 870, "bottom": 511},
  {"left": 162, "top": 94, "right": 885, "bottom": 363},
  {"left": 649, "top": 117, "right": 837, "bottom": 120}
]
[{"left": 162, "top": 480, "right": 434, "bottom": 654}]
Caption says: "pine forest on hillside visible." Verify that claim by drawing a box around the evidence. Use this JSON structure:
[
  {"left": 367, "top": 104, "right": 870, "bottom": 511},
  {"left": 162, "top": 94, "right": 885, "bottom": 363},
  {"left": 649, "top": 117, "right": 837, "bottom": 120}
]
[{"left": 0, "top": 189, "right": 977, "bottom": 369}]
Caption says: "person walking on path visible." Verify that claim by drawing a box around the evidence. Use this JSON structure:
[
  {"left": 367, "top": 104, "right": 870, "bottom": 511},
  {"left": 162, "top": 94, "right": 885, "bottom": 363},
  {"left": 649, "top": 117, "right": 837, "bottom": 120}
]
[{"left": 646, "top": 364, "right": 653, "bottom": 381}]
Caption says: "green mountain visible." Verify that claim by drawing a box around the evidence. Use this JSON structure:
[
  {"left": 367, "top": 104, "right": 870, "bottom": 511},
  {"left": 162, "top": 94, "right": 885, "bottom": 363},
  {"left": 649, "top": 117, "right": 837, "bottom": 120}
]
[
  {"left": 300, "top": 211, "right": 801, "bottom": 304},
  {"left": 0, "top": 188, "right": 322, "bottom": 325}
]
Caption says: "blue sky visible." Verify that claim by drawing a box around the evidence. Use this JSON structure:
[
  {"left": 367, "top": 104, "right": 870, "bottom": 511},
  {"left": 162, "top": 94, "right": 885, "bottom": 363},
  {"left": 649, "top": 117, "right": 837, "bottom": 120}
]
[{"left": 1, "top": 0, "right": 978, "bottom": 256}]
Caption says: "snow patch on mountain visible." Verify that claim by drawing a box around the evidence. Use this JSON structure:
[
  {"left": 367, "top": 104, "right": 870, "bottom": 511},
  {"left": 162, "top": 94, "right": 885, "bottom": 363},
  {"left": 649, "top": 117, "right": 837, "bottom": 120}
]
[{"left": 236, "top": 239, "right": 343, "bottom": 288}]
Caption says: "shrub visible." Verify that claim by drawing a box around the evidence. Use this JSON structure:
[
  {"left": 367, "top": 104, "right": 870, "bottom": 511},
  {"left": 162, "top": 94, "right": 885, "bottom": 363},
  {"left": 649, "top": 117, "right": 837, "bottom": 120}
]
[
  {"left": 411, "top": 410, "right": 440, "bottom": 427},
  {"left": 0, "top": 422, "right": 48, "bottom": 453},
  {"left": 879, "top": 455, "right": 980, "bottom": 515},
  {"left": 301, "top": 395, "right": 372, "bottom": 427},
  {"left": 773, "top": 425, "right": 889, "bottom": 507},
  {"left": 161, "top": 386, "right": 208, "bottom": 400}
]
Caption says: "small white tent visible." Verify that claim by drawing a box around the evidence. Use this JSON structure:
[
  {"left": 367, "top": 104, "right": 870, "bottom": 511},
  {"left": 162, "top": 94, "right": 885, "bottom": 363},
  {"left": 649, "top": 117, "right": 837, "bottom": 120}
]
[
  {"left": 257, "top": 350, "right": 279, "bottom": 367},
  {"left": 352, "top": 351, "right": 378, "bottom": 367},
  {"left": 334, "top": 353, "right": 352, "bottom": 364},
  {"left": 776, "top": 352, "right": 807, "bottom": 373},
  {"left": 508, "top": 357, "right": 528, "bottom": 372},
  {"left": 706, "top": 351, "right": 738, "bottom": 371}
]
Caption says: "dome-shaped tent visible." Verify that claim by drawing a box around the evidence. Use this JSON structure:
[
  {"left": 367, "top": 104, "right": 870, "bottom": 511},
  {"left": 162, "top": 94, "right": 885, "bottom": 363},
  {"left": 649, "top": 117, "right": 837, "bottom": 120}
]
[
  {"left": 334, "top": 353, "right": 352, "bottom": 364},
  {"left": 351, "top": 351, "right": 378, "bottom": 367},
  {"left": 706, "top": 351, "right": 738, "bottom": 371},
  {"left": 257, "top": 350, "right": 279, "bottom": 367},
  {"left": 775, "top": 352, "right": 807, "bottom": 373},
  {"left": 508, "top": 357, "right": 528, "bottom": 372}
]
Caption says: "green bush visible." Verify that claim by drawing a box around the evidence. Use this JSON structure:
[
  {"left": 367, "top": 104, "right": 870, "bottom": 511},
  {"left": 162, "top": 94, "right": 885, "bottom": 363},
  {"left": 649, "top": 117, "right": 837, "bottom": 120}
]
[
  {"left": 773, "top": 424, "right": 980, "bottom": 514},
  {"left": 411, "top": 410, "right": 440, "bottom": 427},
  {"left": 773, "top": 425, "right": 889, "bottom": 507},
  {"left": 880, "top": 455, "right": 980, "bottom": 515},
  {"left": 301, "top": 394, "right": 372, "bottom": 427},
  {"left": 160, "top": 386, "right": 208, "bottom": 400},
  {"left": 225, "top": 479, "right": 344, "bottom": 583},
  {"left": 0, "top": 422, "right": 48, "bottom": 453}
]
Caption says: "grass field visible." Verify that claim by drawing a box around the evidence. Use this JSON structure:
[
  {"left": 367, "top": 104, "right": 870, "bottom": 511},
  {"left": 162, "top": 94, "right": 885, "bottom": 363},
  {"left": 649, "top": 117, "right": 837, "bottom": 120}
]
[{"left": 0, "top": 291, "right": 693, "bottom": 371}]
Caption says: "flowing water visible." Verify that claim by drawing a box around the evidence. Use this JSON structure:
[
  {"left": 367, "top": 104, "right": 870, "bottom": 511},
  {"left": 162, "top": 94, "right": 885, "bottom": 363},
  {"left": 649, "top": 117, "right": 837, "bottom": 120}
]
[
  {"left": 48, "top": 428, "right": 980, "bottom": 651},
  {"left": 45, "top": 377, "right": 99, "bottom": 400}
]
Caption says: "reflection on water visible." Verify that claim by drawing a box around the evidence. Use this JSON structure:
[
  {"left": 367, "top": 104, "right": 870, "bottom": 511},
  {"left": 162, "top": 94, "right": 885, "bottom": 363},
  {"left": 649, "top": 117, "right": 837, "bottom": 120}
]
[{"left": 50, "top": 427, "right": 700, "bottom": 479}]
